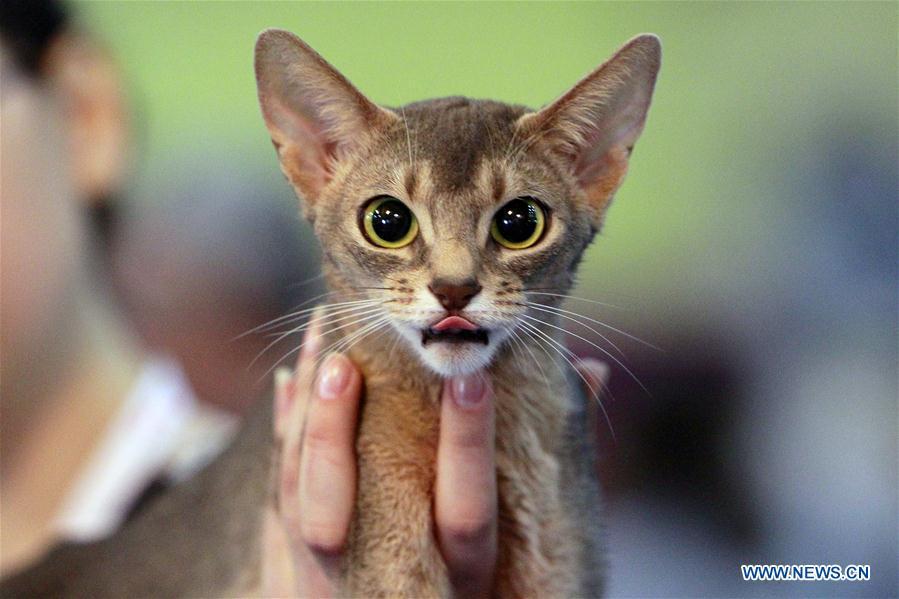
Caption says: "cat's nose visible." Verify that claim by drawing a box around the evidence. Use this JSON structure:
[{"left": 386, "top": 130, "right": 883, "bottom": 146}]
[{"left": 428, "top": 279, "right": 482, "bottom": 312}]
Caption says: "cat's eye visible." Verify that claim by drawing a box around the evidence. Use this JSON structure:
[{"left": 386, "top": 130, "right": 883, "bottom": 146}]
[
  {"left": 361, "top": 195, "right": 419, "bottom": 249},
  {"left": 491, "top": 197, "right": 546, "bottom": 250}
]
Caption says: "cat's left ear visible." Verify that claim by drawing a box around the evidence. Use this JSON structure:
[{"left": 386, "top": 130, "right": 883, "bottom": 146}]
[
  {"left": 255, "top": 30, "right": 397, "bottom": 214},
  {"left": 518, "top": 34, "right": 661, "bottom": 227}
]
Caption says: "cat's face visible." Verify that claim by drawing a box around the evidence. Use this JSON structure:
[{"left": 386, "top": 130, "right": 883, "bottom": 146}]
[
  {"left": 309, "top": 100, "right": 595, "bottom": 375},
  {"left": 255, "top": 31, "right": 660, "bottom": 376}
]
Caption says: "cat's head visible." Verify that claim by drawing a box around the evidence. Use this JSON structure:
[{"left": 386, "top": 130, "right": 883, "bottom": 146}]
[{"left": 255, "top": 30, "right": 660, "bottom": 377}]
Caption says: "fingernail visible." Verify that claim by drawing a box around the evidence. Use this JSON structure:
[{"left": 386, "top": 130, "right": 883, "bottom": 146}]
[
  {"left": 317, "top": 353, "right": 351, "bottom": 400},
  {"left": 450, "top": 373, "right": 486, "bottom": 408},
  {"left": 297, "top": 307, "right": 326, "bottom": 367},
  {"left": 274, "top": 368, "right": 292, "bottom": 406}
]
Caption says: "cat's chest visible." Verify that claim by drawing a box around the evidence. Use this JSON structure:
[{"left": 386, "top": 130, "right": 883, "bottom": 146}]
[
  {"left": 491, "top": 368, "right": 574, "bottom": 491},
  {"left": 357, "top": 360, "right": 576, "bottom": 511}
]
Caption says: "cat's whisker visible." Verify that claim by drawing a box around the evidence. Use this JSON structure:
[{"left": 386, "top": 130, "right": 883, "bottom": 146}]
[
  {"left": 267, "top": 303, "right": 388, "bottom": 350},
  {"left": 524, "top": 302, "right": 628, "bottom": 359},
  {"left": 314, "top": 311, "right": 390, "bottom": 357},
  {"left": 331, "top": 319, "right": 392, "bottom": 360},
  {"left": 524, "top": 297, "right": 661, "bottom": 352},
  {"left": 314, "top": 316, "right": 392, "bottom": 371},
  {"left": 517, "top": 324, "right": 566, "bottom": 381},
  {"left": 522, "top": 319, "right": 612, "bottom": 396},
  {"left": 523, "top": 290, "right": 625, "bottom": 311},
  {"left": 251, "top": 304, "right": 384, "bottom": 366},
  {"left": 248, "top": 302, "right": 381, "bottom": 348},
  {"left": 518, "top": 323, "right": 601, "bottom": 420},
  {"left": 517, "top": 320, "right": 616, "bottom": 441},
  {"left": 234, "top": 292, "right": 376, "bottom": 339},
  {"left": 264, "top": 304, "right": 386, "bottom": 339},
  {"left": 234, "top": 290, "right": 341, "bottom": 340},
  {"left": 286, "top": 271, "right": 326, "bottom": 290},
  {"left": 258, "top": 310, "right": 389, "bottom": 381},
  {"left": 248, "top": 295, "right": 391, "bottom": 336},
  {"left": 385, "top": 321, "right": 403, "bottom": 359},
  {"left": 520, "top": 313, "right": 650, "bottom": 397},
  {"left": 503, "top": 330, "right": 530, "bottom": 377},
  {"left": 400, "top": 105, "right": 414, "bottom": 170},
  {"left": 517, "top": 321, "right": 576, "bottom": 381},
  {"left": 508, "top": 326, "right": 552, "bottom": 392}
]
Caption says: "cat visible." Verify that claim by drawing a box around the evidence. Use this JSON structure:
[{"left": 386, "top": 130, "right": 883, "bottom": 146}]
[
  {"left": 0, "top": 29, "right": 659, "bottom": 598},
  {"left": 252, "top": 29, "right": 660, "bottom": 597}
]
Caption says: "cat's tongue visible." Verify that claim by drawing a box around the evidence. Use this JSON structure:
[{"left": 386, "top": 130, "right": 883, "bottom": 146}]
[{"left": 432, "top": 315, "right": 479, "bottom": 332}]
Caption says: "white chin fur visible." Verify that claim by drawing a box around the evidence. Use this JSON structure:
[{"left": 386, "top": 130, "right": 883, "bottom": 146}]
[
  {"left": 396, "top": 326, "right": 506, "bottom": 378},
  {"left": 418, "top": 342, "right": 498, "bottom": 377}
]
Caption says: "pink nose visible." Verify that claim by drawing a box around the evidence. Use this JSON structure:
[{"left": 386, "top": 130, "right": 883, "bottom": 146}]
[{"left": 428, "top": 279, "right": 482, "bottom": 312}]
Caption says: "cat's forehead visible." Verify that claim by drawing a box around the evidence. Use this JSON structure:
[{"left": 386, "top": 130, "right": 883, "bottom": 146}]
[{"left": 396, "top": 97, "right": 531, "bottom": 193}]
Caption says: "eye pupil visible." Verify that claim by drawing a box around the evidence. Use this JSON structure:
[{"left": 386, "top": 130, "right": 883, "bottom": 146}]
[
  {"left": 362, "top": 196, "right": 418, "bottom": 248},
  {"left": 495, "top": 198, "right": 538, "bottom": 244},
  {"left": 370, "top": 198, "right": 411, "bottom": 242}
]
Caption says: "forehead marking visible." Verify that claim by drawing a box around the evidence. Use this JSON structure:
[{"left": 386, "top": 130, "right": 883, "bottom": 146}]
[
  {"left": 400, "top": 98, "right": 529, "bottom": 194},
  {"left": 492, "top": 166, "right": 506, "bottom": 202},
  {"left": 403, "top": 168, "right": 417, "bottom": 200}
]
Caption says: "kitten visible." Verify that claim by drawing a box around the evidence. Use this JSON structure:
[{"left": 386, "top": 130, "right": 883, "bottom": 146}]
[
  {"left": 253, "top": 29, "right": 660, "bottom": 597},
  {"left": 0, "top": 30, "right": 659, "bottom": 598}
]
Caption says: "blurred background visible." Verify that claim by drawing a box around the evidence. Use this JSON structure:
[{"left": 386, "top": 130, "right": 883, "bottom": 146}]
[{"left": 3, "top": 1, "right": 896, "bottom": 596}]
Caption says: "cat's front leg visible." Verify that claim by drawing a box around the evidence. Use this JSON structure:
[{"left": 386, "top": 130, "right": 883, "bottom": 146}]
[
  {"left": 342, "top": 429, "right": 450, "bottom": 597},
  {"left": 342, "top": 371, "right": 498, "bottom": 598},
  {"left": 340, "top": 379, "right": 450, "bottom": 598}
]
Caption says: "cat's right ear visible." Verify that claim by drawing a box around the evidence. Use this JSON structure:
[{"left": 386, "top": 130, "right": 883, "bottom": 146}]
[
  {"left": 517, "top": 34, "right": 661, "bottom": 228},
  {"left": 255, "top": 30, "right": 396, "bottom": 213}
]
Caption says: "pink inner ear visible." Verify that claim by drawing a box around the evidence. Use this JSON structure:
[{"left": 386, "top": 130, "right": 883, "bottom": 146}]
[
  {"left": 267, "top": 94, "right": 330, "bottom": 154},
  {"left": 575, "top": 145, "right": 628, "bottom": 191},
  {"left": 265, "top": 94, "right": 340, "bottom": 192},
  {"left": 573, "top": 90, "right": 650, "bottom": 186}
]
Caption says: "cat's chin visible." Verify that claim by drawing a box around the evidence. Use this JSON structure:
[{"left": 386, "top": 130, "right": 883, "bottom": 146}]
[
  {"left": 395, "top": 326, "right": 506, "bottom": 377},
  {"left": 418, "top": 342, "right": 498, "bottom": 378}
]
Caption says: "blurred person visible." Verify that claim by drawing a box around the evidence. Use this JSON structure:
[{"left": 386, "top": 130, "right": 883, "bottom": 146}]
[
  {"left": 0, "top": 0, "right": 234, "bottom": 575},
  {"left": 108, "top": 162, "right": 320, "bottom": 416}
]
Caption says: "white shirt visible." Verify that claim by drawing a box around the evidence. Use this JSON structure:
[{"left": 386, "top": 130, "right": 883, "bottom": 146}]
[{"left": 54, "top": 356, "right": 239, "bottom": 542}]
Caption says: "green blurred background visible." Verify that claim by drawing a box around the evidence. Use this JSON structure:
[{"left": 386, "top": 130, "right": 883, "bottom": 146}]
[
  {"left": 79, "top": 2, "right": 894, "bottom": 305},
  {"left": 74, "top": 2, "right": 897, "bottom": 596}
]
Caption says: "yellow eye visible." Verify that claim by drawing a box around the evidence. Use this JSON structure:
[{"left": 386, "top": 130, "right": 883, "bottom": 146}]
[
  {"left": 490, "top": 197, "right": 546, "bottom": 249},
  {"left": 361, "top": 196, "right": 419, "bottom": 249}
]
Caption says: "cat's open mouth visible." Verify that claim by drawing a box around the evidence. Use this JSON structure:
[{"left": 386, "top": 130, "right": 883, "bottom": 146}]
[{"left": 422, "top": 315, "right": 489, "bottom": 346}]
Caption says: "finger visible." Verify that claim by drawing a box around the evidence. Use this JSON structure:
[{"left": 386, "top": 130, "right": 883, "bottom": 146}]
[
  {"left": 434, "top": 372, "right": 497, "bottom": 598},
  {"left": 261, "top": 505, "right": 336, "bottom": 598},
  {"left": 298, "top": 352, "right": 362, "bottom": 557},
  {"left": 279, "top": 310, "right": 326, "bottom": 538},
  {"left": 260, "top": 504, "right": 297, "bottom": 596},
  {"left": 295, "top": 307, "right": 326, "bottom": 391},
  {"left": 273, "top": 367, "right": 292, "bottom": 440},
  {"left": 575, "top": 357, "right": 610, "bottom": 395},
  {"left": 274, "top": 308, "right": 325, "bottom": 443}
]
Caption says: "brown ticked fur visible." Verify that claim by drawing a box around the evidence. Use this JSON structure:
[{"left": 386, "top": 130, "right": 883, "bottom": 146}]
[{"left": 0, "top": 31, "right": 658, "bottom": 598}]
